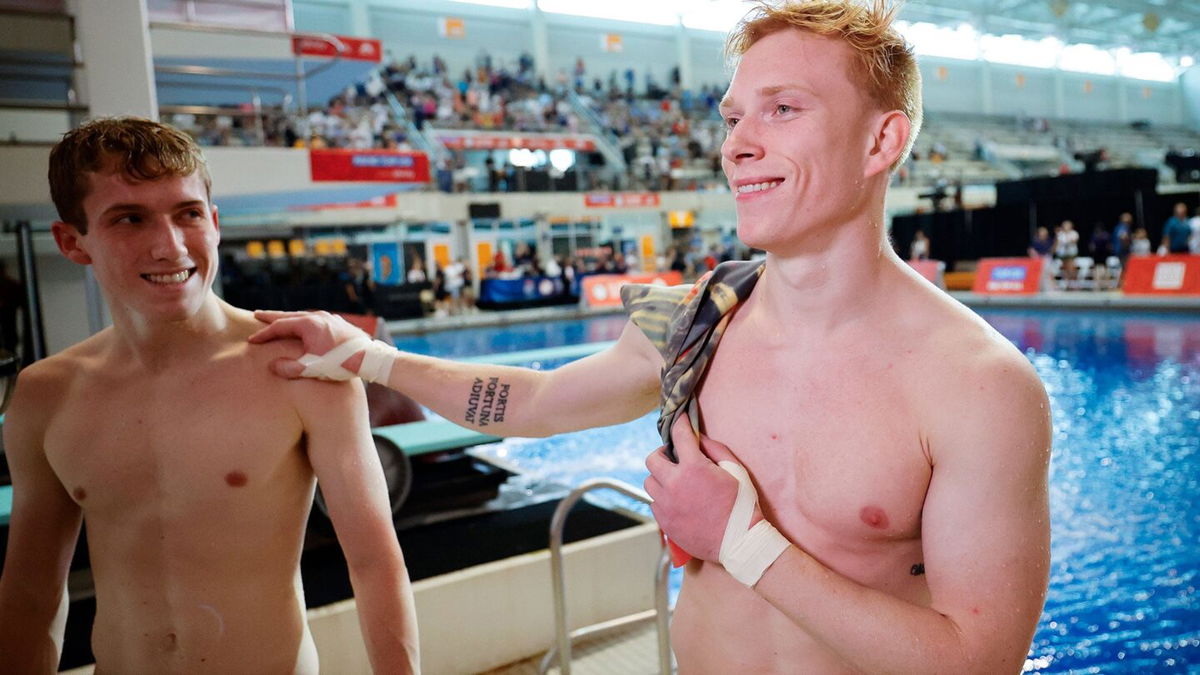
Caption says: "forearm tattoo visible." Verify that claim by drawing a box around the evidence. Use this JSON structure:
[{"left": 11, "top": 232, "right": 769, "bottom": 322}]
[{"left": 463, "top": 376, "right": 512, "bottom": 427}]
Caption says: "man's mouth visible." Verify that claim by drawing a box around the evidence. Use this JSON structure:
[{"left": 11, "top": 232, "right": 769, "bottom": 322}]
[
  {"left": 737, "top": 180, "right": 782, "bottom": 195},
  {"left": 142, "top": 269, "right": 195, "bottom": 285}
]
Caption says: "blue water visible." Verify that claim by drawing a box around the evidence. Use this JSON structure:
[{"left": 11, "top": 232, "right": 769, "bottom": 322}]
[{"left": 395, "top": 309, "right": 1200, "bottom": 673}]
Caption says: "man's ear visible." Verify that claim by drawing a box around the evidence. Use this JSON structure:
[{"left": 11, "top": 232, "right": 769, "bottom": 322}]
[
  {"left": 211, "top": 203, "right": 221, "bottom": 241},
  {"left": 863, "top": 110, "right": 911, "bottom": 179},
  {"left": 51, "top": 221, "right": 92, "bottom": 265}
]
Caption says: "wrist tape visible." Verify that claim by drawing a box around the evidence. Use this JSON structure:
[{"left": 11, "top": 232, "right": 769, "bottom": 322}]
[
  {"left": 717, "top": 460, "right": 790, "bottom": 587},
  {"left": 297, "top": 337, "right": 396, "bottom": 385}
]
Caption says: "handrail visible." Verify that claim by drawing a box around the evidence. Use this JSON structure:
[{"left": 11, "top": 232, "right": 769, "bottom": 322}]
[
  {"left": 0, "top": 99, "right": 86, "bottom": 112},
  {"left": 567, "top": 90, "right": 628, "bottom": 178},
  {"left": 537, "top": 478, "right": 672, "bottom": 675},
  {"left": 148, "top": 22, "right": 347, "bottom": 117}
]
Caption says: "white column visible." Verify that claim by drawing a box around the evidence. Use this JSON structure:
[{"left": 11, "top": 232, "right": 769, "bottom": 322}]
[
  {"left": 1116, "top": 74, "right": 1129, "bottom": 123},
  {"left": 348, "top": 0, "right": 371, "bottom": 37},
  {"left": 530, "top": 1, "right": 551, "bottom": 82},
  {"left": 676, "top": 21, "right": 694, "bottom": 91},
  {"left": 1053, "top": 70, "right": 1065, "bottom": 118},
  {"left": 980, "top": 59, "right": 993, "bottom": 115},
  {"left": 73, "top": 0, "right": 157, "bottom": 119}
]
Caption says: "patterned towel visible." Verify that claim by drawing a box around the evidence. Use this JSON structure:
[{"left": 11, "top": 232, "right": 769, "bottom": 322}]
[{"left": 620, "top": 260, "right": 766, "bottom": 462}]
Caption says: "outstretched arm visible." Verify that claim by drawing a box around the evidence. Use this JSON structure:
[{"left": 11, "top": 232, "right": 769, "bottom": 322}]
[
  {"left": 249, "top": 310, "right": 663, "bottom": 437},
  {"left": 650, "top": 355, "right": 1052, "bottom": 674},
  {"left": 0, "top": 368, "right": 82, "bottom": 674},
  {"left": 290, "top": 378, "right": 419, "bottom": 674}
]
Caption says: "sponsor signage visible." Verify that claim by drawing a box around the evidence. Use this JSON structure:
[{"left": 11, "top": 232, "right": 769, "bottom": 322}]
[
  {"left": 309, "top": 149, "right": 430, "bottom": 183},
  {"left": 581, "top": 271, "right": 684, "bottom": 308},
  {"left": 584, "top": 192, "right": 661, "bottom": 209},
  {"left": 291, "top": 35, "right": 382, "bottom": 62},
  {"left": 972, "top": 257, "right": 1042, "bottom": 294},
  {"left": 436, "top": 134, "right": 597, "bottom": 151},
  {"left": 1122, "top": 255, "right": 1200, "bottom": 295},
  {"left": 291, "top": 193, "right": 399, "bottom": 211}
]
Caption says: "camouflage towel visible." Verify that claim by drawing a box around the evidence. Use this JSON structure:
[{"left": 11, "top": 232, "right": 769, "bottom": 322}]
[{"left": 620, "top": 260, "right": 766, "bottom": 462}]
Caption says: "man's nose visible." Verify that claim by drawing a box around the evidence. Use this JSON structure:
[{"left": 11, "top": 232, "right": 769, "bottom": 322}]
[
  {"left": 150, "top": 220, "right": 188, "bottom": 260},
  {"left": 721, "top": 118, "right": 764, "bottom": 166}
]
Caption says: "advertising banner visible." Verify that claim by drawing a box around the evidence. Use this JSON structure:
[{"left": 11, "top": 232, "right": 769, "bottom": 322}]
[
  {"left": 292, "top": 35, "right": 382, "bottom": 62},
  {"left": 310, "top": 149, "right": 430, "bottom": 183},
  {"left": 581, "top": 271, "right": 684, "bottom": 308},
  {"left": 972, "top": 257, "right": 1042, "bottom": 294},
  {"left": 1122, "top": 255, "right": 1200, "bottom": 295}
]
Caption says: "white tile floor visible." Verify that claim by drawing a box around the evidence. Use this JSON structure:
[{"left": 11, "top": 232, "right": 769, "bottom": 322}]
[{"left": 485, "top": 620, "right": 669, "bottom": 675}]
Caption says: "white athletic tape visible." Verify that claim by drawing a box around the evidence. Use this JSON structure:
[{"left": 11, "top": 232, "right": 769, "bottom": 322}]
[
  {"left": 297, "top": 336, "right": 395, "bottom": 384},
  {"left": 717, "top": 460, "right": 790, "bottom": 587},
  {"left": 358, "top": 339, "right": 398, "bottom": 385}
]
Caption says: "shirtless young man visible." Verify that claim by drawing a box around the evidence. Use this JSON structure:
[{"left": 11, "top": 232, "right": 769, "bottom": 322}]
[
  {"left": 250, "top": 2, "right": 1051, "bottom": 672},
  {"left": 0, "top": 118, "right": 418, "bottom": 674}
]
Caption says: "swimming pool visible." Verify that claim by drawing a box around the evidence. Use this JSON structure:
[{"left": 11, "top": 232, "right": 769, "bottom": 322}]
[{"left": 393, "top": 308, "right": 1200, "bottom": 673}]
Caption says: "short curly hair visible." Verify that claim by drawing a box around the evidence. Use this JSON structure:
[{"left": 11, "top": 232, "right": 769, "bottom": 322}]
[
  {"left": 726, "top": 0, "right": 922, "bottom": 169},
  {"left": 49, "top": 117, "right": 211, "bottom": 232}
]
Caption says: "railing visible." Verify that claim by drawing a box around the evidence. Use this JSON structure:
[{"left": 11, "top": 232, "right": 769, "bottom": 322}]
[
  {"left": 538, "top": 478, "right": 672, "bottom": 675},
  {"left": 149, "top": 21, "right": 347, "bottom": 118},
  {"left": 384, "top": 89, "right": 445, "bottom": 163},
  {"left": 567, "top": 90, "right": 628, "bottom": 184}
]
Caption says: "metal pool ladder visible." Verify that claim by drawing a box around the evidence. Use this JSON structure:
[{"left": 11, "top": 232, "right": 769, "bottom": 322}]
[{"left": 538, "top": 478, "right": 673, "bottom": 675}]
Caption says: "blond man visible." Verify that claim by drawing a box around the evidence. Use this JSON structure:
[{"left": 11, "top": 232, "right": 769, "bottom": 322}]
[
  {"left": 252, "top": 2, "right": 1051, "bottom": 671},
  {"left": 0, "top": 118, "right": 418, "bottom": 673}
]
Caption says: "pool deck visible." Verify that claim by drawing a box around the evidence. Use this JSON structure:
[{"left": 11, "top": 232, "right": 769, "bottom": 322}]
[{"left": 386, "top": 292, "right": 1198, "bottom": 337}]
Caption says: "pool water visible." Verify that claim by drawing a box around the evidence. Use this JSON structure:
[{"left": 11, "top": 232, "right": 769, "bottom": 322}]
[{"left": 394, "top": 309, "right": 1200, "bottom": 673}]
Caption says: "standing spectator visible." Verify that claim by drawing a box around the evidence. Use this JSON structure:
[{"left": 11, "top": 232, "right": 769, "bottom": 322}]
[
  {"left": 1160, "top": 202, "right": 1192, "bottom": 254},
  {"left": 1189, "top": 206, "right": 1200, "bottom": 254},
  {"left": 1131, "top": 227, "right": 1153, "bottom": 256},
  {"left": 1088, "top": 223, "right": 1113, "bottom": 289},
  {"left": 1055, "top": 220, "right": 1079, "bottom": 282},
  {"left": 341, "top": 257, "right": 375, "bottom": 314},
  {"left": 1112, "top": 212, "right": 1133, "bottom": 264},
  {"left": 909, "top": 229, "right": 930, "bottom": 261},
  {"left": 1028, "top": 226, "right": 1054, "bottom": 291}
]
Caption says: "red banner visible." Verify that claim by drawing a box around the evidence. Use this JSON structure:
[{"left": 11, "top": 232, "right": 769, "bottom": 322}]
[
  {"left": 972, "top": 257, "right": 1042, "bottom": 294},
  {"left": 291, "top": 193, "right": 399, "bottom": 211},
  {"left": 437, "top": 134, "right": 596, "bottom": 151},
  {"left": 1122, "top": 255, "right": 1200, "bottom": 295},
  {"left": 291, "top": 35, "right": 382, "bottom": 62},
  {"left": 581, "top": 271, "right": 684, "bottom": 308},
  {"left": 309, "top": 149, "right": 430, "bottom": 183},
  {"left": 583, "top": 192, "right": 661, "bottom": 209}
]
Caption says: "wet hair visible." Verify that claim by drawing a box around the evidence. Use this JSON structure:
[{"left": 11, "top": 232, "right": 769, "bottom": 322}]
[
  {"left": 725, "top": 0, "right": 923, "bottom": 169},
  {"left": 48, "top": 116, "right": 211, "bottom": 233}
]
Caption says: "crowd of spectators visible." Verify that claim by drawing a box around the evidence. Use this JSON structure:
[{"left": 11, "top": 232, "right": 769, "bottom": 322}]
[{"left": 166, "top": 49, "right": 732, "bottom": 192}]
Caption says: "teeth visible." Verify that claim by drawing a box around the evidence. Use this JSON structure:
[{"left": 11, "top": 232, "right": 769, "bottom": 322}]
[
  {"left": 146, "top": 270, "right": 190, "bottom": 284},
  {"left": 738, "top": 180, "right": 781, "bottom": 194}
]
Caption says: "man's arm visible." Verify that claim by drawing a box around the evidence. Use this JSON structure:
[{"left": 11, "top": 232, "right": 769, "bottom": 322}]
[
  {"left": 0, "top": 367, "right": 83, "bottom": 674},
  {"left": 250, "top": 311, "right": 663, "bottom": 437},
  {"left": 653, "top": 351, "right": 1051, "bottom": 674},
  {"left": 290, "top": 376, "right": 419, "bottom": 673}
]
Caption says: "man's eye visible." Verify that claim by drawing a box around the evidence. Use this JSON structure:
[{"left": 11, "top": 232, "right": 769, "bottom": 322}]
[
  {"left": 724, "top": 117, "right": 739, "bottom": 129},
  {"left": 776, "top": 104, "right": 793, "bottom": 114}
]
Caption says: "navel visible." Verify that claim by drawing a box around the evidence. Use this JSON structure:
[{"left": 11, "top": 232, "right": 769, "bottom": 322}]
[
  {"left": 224, "top": 471, "right": 248, "bottom": 487},
  {"left": 859, "top": 505, "right": 889, "bottom": 529}
]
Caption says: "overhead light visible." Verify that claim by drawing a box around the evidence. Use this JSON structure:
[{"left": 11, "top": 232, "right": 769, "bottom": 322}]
[{"left": 1182, "top": 56, "right": 1195, "bottom": 68}]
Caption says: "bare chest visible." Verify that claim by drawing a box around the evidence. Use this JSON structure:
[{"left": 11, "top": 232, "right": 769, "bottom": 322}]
[
  {"left": 695, "top": 333, "right": 932, "bottom": 556},
  {"left": 43, "top": 361, "right": 306, "bottom": 514}
]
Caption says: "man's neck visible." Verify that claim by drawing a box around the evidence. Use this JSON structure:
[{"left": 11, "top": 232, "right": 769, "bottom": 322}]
[
  {"left": 108, "top": 294, "right": 236, "bottom": 371},
  {"left": 747, "top": 210, "right": 900, "bottom": 339}
]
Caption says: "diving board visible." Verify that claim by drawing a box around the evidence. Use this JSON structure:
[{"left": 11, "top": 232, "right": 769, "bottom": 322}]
[
  {"left": 0, "top": 484, "right": 11, "bottom": 527},
  {"left": 373, "top": 419, "right": 501, "bottom": 456}
]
